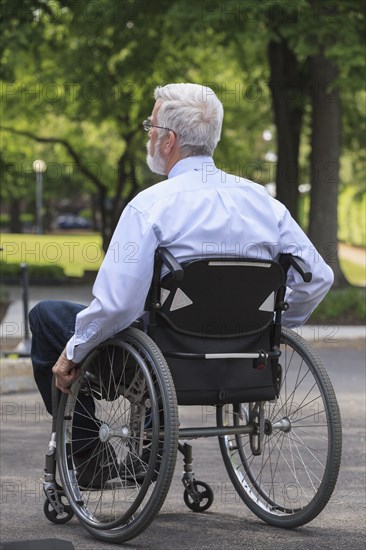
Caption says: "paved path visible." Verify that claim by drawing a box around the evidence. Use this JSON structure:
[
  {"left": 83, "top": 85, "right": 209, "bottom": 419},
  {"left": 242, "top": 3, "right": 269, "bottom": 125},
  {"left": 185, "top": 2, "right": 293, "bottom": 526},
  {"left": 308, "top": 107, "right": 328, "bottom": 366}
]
[
  {"left": 0, "top": 344, "right": 365, "bottom": 549},
  {"left": 0, "top": 285, "right": 93, "bottom": 352},
  {"left": 339, "top": 243, "right": 366, "bottom": 267}
]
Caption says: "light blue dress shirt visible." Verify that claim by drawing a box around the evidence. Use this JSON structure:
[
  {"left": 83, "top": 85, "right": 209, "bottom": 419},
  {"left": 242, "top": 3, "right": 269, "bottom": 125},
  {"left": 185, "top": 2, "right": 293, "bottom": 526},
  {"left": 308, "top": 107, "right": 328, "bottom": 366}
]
[{"left": 66, "top": 156, "right": 333, "bottom": 362}]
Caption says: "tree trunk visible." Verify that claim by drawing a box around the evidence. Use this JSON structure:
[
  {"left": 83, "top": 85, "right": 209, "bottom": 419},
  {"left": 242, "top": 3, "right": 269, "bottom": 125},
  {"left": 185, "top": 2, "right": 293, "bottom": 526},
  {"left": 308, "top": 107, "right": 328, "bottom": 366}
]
[
  {"left": 99, "top": 186, "right": 111, "bottom": 253},
  {"left": 268, "top": 39, "right": 307, "bottom": 221},
  {"left": 309, "top": 52, "right": 348, "bottom": 287},
  {"left": 9, "top": 197, "right": 22, "bottom": 233},
  {"left": 105, "top": 143, "right": 141, "bottom": 252},
  {"left": 91, "top": 193, "right": 99, "bottom": 232}
]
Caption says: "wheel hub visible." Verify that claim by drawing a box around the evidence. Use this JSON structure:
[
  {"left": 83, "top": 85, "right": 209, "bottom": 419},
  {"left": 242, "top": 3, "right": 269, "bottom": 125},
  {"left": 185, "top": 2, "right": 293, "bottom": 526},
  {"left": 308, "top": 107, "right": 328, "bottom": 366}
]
[
  {"left": 271, "top": 417, "right": 292, "bottom": 433},
  {"left": 264, "top": 419, "right": 273, "bottom": 435},
  {"left": 99, "top": 423, "right": 111, "bottom": 442}
]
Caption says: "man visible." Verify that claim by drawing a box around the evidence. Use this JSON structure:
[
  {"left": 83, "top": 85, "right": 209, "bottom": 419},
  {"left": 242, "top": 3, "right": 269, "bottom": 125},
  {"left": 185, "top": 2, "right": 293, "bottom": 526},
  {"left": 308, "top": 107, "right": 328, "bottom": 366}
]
[{"left": 30, "top": 82, "right": 333, "bottom": 484}]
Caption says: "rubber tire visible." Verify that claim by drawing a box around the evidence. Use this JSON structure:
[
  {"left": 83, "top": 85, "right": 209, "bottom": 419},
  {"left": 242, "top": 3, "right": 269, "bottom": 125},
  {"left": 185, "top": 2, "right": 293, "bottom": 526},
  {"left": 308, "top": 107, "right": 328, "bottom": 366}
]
[
  {"left": 217, "top": 327, "right": 342, "bottom": 528},
  {"left": 43, "top": 497, "right": 74, "bottom": 524},
  {"left": 183, "top": 481, "right": 214, "bottom": 512},
  {"left": 57, "top": 327, "right": 179, "bottom": 543}
]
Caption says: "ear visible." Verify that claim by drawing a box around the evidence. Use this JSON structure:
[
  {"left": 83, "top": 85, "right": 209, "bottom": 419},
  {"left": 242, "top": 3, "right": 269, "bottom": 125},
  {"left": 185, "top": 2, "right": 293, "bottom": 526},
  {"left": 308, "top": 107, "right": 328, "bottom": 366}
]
[{"left": 163, "top": 130, "right": 176, "bottom": 154}]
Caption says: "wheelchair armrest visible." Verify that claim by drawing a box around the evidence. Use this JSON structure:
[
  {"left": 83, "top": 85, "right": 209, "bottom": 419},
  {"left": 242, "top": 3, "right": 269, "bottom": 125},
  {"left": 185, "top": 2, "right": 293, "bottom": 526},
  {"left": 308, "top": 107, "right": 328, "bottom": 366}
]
[
  {"left": 279, "top": 254, "right": 312, "bottom": 283},
  {"left": 158, "top": 248, "right": 184, "bottom": 281}
]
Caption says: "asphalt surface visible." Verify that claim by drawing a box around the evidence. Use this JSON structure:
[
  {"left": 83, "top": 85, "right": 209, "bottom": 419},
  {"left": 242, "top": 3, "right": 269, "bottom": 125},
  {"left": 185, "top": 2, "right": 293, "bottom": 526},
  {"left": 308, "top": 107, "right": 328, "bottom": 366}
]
[{"left": 0, "top": 343, "right": 365, "bottom": 550}]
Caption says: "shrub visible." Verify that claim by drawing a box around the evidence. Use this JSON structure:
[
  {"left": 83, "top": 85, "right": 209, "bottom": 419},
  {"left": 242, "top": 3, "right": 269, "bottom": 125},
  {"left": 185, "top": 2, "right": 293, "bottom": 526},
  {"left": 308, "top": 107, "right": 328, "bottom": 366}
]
[
  {"left": 0, "top": 262, "right": 66, "bottom": 284},
  {"left": 338, "top": 187, "right": 366, "bottom": 247},
  {"left": 311, "top": 287, "right": 366, "bottom": 324}
]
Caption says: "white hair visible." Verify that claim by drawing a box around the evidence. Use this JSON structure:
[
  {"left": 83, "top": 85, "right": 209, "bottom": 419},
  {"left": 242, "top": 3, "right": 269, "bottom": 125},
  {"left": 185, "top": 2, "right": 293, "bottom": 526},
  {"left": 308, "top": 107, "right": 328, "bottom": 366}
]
[{"left": 154, "top": 83, "right": 224, "bottom": 157}]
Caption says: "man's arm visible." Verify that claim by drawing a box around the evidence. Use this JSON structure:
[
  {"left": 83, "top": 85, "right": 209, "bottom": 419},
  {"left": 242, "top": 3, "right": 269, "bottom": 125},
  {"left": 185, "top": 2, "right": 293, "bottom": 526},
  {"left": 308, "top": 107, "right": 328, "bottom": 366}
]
[
  {"left": 65, "top": 204, "right": 159, "bottom": 364},
  {"left": 275, "top": 204, "right": 334, "bottom": 327}
]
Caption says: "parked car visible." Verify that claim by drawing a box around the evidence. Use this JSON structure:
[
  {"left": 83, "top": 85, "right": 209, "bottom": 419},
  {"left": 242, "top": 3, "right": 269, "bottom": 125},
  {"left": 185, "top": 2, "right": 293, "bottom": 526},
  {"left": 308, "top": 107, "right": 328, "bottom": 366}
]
[{"left": 56, "top": 214, "right": 91, "bottom": 229}]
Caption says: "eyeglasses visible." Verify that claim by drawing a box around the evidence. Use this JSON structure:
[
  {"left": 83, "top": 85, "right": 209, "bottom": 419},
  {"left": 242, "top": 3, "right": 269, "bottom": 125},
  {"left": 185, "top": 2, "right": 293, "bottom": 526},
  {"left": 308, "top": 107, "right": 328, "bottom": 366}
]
[{"left": 142, "top": 119, "right": 177, "bottom": 136}]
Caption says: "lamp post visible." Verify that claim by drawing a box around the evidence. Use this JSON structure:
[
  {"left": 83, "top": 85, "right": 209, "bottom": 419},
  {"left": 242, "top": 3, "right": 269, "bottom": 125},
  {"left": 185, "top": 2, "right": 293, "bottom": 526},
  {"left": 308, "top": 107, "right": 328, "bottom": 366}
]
[{"left": 32, "top": 159, "right": 46, "bottom": 234}]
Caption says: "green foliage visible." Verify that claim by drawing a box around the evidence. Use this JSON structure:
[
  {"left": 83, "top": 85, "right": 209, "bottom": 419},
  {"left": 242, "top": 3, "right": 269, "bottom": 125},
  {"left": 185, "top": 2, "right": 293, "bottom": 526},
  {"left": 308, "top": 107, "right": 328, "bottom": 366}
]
[
  {"left": 0, "top": 261, "right": 66, "bottom": 283},
  {"left": 311, "top": 286, "right": 366, "bottom": 324},
  {"left": 278, "top": 188, "right": 366, "bottom": 249},
  {"left": 0, "top": 0, "right": 364, "bottom": 250},
  {"left": 338, "top": 187, "right": 366, "bottom": 247},
  {"left": 0, "top": 213, "right": 9, "bottom": 225},
  {"left": 0, "top": 283, "right": 10, "bottom": 303},
  {"left": 0, "top": 212, "right": 34, "bottom": 226}
]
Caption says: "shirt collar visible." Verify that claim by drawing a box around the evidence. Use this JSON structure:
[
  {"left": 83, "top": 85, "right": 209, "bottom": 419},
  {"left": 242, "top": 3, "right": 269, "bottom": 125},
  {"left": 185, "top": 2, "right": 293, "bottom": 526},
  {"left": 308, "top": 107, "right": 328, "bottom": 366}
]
[{"left": 168, "top": 156, "right": 215, "bottom": 179}]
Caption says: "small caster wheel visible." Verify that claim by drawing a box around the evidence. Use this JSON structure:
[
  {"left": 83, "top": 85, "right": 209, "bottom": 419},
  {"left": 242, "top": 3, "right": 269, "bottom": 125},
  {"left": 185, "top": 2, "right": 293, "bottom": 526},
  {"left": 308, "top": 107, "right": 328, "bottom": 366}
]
[
  {"left": 43, "top": 496, "right": 74, "bottom": 524},
  {"left": 183, "top": 480, "right": 214, "bottom": 512}
]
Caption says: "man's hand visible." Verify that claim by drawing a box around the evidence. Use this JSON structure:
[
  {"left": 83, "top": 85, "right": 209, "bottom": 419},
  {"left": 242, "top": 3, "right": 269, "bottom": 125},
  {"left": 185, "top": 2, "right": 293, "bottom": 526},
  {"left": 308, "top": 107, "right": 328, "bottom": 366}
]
[{"left": 52, "top": 348, "right": 80, "bottom": 394}]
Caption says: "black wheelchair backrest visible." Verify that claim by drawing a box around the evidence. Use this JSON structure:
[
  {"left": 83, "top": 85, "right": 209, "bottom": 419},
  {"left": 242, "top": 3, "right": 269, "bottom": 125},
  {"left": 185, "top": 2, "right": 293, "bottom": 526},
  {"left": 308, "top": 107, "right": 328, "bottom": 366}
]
[
  {"left": 157, "top": 257, "right": 285, "bottom": 339},
  {"left": 147, "top": 251, "right": 289, "bottom": 405}
]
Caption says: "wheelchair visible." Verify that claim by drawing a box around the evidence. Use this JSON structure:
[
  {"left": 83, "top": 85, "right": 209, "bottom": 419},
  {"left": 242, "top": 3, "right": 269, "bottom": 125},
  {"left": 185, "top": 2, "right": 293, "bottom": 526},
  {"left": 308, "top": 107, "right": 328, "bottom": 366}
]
[{"left": 42, "top": 249, "right": 342, "bottom": 543}]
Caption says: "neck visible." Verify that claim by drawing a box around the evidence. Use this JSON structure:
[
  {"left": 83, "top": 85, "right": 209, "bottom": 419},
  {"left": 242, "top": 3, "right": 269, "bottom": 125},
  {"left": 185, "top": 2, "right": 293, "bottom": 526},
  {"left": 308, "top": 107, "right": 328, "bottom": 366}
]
[{"left": 166, "top": 152, "right": 186, "bottom": 175}]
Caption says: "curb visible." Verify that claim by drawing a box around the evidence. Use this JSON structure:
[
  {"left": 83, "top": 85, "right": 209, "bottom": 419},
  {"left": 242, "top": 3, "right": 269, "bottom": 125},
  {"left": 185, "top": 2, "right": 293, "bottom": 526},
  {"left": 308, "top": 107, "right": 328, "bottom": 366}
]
[
  {"left": 0, "top": 357, "right": 36, "bottom": 394},
  {"left": 293, "top": 325, "right": 366, "bottom": 343}
]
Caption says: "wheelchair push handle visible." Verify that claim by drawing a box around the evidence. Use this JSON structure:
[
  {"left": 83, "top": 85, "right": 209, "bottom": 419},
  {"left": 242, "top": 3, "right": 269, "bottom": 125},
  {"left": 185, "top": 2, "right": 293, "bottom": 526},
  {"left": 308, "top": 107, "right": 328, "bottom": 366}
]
[
  {"left": 156, "top": 249, "right": 313, "bottom": 284},
  {"left": 157, "top": 248, "right": 184, "bottom": 281},
  {"left": 279, "top": 254, "right": 312, "bottom": 283}
]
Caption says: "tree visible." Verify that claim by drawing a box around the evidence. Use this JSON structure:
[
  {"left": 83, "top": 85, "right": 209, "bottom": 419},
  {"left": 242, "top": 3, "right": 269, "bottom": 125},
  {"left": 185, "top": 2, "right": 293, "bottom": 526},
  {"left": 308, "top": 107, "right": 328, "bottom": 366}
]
[
  {"left": 305, "top": 1, "right": 365, "bottom": 287},
  {"left": 309, "top": 51, "right": 347, "bottom": 286},
  {"left": 1, "top": 0, "right": 274, "bottom": 250},
  {"left": 257, "top": 0, "right": 365, "bottom": 286},
  {"left": 268, "top": 37, "right": 309, "bottom": 220},
  {"left": 224, "top": 0, "right": 365, "bottom": 286},
  {"left": 1, "top": 0, "right": 364, "bottom": 279},
  {"left": 0, "top": 154, "right": 23, "bottom": 232},
  {"left": 1, "top": 0, "right": 174, "bottom": 250}
]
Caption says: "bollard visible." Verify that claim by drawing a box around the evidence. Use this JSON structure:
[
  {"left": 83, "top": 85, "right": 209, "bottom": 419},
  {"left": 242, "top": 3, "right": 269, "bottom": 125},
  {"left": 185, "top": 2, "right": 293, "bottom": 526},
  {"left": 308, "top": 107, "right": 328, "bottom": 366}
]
[
  {"left": 14, "top": 262, "right": 31, "bottom": 356},
  {"left": 20, "top": 263, "right": 30, "bottom": 342}
]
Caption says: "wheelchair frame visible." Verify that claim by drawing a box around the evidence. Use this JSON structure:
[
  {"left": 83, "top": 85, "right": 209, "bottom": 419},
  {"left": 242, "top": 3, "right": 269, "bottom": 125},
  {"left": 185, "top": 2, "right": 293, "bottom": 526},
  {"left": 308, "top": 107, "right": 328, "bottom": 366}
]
[{"left": 42, "top": 250, "right": 342, "bottom": 543}]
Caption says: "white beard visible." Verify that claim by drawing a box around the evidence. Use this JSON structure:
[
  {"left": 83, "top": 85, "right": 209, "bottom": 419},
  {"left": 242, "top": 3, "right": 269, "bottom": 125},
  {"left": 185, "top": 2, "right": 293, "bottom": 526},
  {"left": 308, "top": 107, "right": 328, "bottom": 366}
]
[{"left": 146, "top": 138, "right": 167, "bottom": 176}]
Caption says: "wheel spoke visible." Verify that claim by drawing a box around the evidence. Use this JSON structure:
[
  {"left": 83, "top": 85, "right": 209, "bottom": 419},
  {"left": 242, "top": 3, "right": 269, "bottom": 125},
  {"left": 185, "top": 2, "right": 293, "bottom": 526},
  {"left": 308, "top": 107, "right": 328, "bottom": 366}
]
[
  {"left": 57, "top": 329, "right": 178, "bottom": 542},
  {"left": 218, "top": 328, "right": 342, "bottom": 526}
]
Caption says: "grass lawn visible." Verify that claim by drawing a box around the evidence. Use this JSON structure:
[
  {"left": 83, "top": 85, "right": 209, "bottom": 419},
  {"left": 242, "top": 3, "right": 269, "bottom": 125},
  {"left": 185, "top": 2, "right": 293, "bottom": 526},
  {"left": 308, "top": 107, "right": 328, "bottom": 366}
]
[
  {"left": 340, "top": 258, "right": 366, "bottom": 286},
  {"left": 0, "top": 233, "right": 103, "bottom": 277}
]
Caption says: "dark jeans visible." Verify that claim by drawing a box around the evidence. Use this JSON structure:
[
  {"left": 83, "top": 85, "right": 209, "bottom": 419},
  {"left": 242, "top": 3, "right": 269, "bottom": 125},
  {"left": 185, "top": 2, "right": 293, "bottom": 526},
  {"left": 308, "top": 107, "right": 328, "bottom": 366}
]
[{"left": 29, "top": 300, "right": 98, "bottom": 453}]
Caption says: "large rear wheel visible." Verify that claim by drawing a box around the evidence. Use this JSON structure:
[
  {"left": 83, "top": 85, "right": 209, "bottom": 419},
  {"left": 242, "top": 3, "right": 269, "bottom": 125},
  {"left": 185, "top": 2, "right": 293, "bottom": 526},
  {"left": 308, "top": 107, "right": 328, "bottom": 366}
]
[
  {"left": 57, "top": 327, "right": 179, "bottom": 543},
  {"left": 217, "top": 327, "right": 342, "bottom": 527}
]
